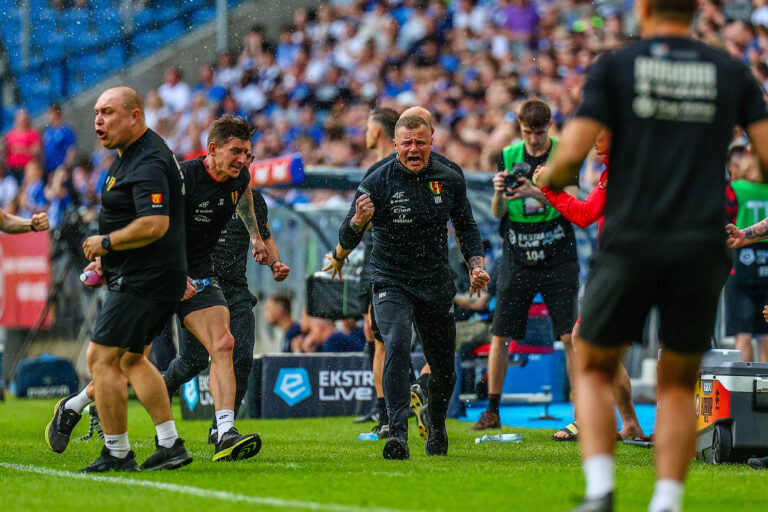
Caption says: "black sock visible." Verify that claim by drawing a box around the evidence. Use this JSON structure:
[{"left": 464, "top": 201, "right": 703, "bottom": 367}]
[
  {"left": 488, "top": 393, "right": 501, "bottom": 415},
  {"left": 377, "top": 397, "right": 388, "bottom": 423},
  {"left": 416, "top": 373, "right": 429, "bottom": 390},
  {"left": 367, "top": 341, "right": 375, "bottom": 369}
]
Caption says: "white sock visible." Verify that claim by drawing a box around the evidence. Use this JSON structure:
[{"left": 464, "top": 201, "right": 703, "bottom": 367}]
[
  {"left": 155, "top": 420, "right": 179, "bottom": 449},
  {"left": 583, "top": 454, "right": 615, "bottom": 500},
  {"left": 64, "top": 387, "right": 93, "bottom": 413},
  {"left": 215, "top": 409, "right": 235, "bottom": 442},
  {"left": 648, "top": 479, "right": 683, "bottom": 512},
  {"left": 104, "top": 432, "right": 130, "bottom": 459}
]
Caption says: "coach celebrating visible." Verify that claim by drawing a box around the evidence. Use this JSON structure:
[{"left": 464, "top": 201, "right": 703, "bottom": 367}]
[
  {"left": 327, "top": 115, "right": 489, "bottom": 460},
  {"left": 80, "top": 87, "right": 190, "bottom": 472}
]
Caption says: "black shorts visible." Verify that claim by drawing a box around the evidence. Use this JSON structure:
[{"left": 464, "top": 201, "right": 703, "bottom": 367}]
[
  {"left": 725, "top": 280, "right": 768, "bottom": 336},
  {"left": 176, "top": 278, "right": 228, "bottom": 320},
  {"left": 492, "top": 260, "right": 579, "bottom": 340},
  {"left": 92, "top": 290, "right": 178, "bottom": 354},
  {"left": 579, "top": 251, "right": 729, "bottom": 354}
]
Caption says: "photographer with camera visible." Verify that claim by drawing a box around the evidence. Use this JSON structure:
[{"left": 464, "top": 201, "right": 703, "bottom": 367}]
[{"left": 472, "top": 99, "right": 579, "bottom": 430}]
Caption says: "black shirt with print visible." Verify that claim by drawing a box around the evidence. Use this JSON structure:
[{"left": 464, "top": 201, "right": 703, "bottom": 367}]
[
  {"left": 181, "top": 156, "right": 251, "bottom": 278},
  {"left": 99, "top": 129, "right": 186, "bottom": 301},
  {"left": 576, "top": 37, "right": 768, "bottom": 262}
]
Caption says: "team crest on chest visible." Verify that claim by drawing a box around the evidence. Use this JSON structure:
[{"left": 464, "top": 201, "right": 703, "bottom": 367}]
[
  {"left": 106, "top": 176, "right": 116, "bottom": 191},
  {"left": 231, "top": 191, "right": 240, "bottom": 204},
  {"left": 429, "top": 181, "right": 441, "bottom": 195}
]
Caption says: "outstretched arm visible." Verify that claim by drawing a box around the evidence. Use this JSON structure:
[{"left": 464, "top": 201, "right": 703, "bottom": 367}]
[
  {"left": 0, "top": 210, "right": 49, "bottom": 234},
  {"left": 539, "top": 169, "right": 607, "bottom": 229}
]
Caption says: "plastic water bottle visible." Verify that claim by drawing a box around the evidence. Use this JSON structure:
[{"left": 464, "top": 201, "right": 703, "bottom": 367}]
[
  {"left": 190, "top": 278, "right": 211, "bottom": 292},
  {"left": 474, "top": 433, "right": 523, "bottom": 444},
  {"left": 80, "top": 270, "right": 105, "bottom": 286},
  {"left": 357, "top": 432, "right": 379, "bottom": 441}
]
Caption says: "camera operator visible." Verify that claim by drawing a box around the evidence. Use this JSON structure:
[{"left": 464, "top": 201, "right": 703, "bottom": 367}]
[{"left": 472, "top": 99, "right": 579, "bottom": 430}]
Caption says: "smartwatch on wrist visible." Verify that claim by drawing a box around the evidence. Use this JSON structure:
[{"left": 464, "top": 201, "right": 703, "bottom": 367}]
[{"left": 101, "top": 235, "right": 112, "bottom": 252}]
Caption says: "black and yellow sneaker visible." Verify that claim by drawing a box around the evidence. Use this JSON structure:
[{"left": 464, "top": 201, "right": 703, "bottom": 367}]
[
  {"left": 79, "top": 445, "right": 140, "bottom": 473},
  {"left": 382, "top": 436, "right": 410, "bottom": 460},
  {"left": 140, "top": 437, "right": 193, "bottom": 471},
  {"left": 213, "top": 427, "right": 262, "bottom": 462},
  {"left": 374, "top": 421, "right": 391, "bottom": 439},
  {"left": 411, "top": 384, "right": 427, "bottom": 440},
  {"left": 421, "top": 404, "right": 448, "bottom": 456},
  {"left": 45, "top": 393, "right": 82, "bottom": 453}
]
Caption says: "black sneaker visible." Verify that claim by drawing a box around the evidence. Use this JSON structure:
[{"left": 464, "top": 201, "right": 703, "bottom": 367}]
[
  {"left": 353, "top": 404, "right": 379, "bottom": 423},
  {"left": 140, "top": 437, "right": 193, "bottom": 471},
  {"left": 213, "top": 427, "right": 262, "bottom": 462},
  {"left": 748, "top": 456, "right": 768, "bottom": 469},
  {"left": 79, "top": 445, "right": 140, "bottom": 473},
  {"left": 45, "top": 394, "right": 82, "bottom": 453},
  {"left": 374, "top": 421, "right": 391, "bottom": 439},
  {"left": 382, "top": 436, "right": 410, "bottom": 460},
  {"left": 421, "top": 404, "right": 448, "bottom": 456},
  {"left": 208, "top": 427, "right": 218, "bottom": 445},
  {"left": 569, "top": 493, "right": 614, "bottom": 512}
]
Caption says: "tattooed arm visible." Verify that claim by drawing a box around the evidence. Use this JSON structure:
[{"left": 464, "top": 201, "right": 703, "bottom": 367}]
[
  {"left": 726, "top": 219, "right": 768, "bottom": 248},
  {"left": 236, "top": 188, "right": 269, "bottom": 263}
]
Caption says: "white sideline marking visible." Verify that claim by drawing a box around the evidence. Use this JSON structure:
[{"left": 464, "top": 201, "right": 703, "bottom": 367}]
[{"left": 0, "top": 463, "right": 419, "bottom": 512}]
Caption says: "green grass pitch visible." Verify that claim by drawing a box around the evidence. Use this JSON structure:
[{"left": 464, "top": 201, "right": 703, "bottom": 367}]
[{"left": 0, "top": 397, "right": 765, "bottom": 511}]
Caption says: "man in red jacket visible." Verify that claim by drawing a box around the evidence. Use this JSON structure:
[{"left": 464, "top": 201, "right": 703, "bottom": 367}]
[{"left": 534, "top": 129, "right": 644, "bottom": 442}]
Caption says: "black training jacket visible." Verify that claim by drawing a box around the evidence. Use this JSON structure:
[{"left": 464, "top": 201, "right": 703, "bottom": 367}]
[{"left": 339, "top": 156, "right": 483, "bottom": 299}]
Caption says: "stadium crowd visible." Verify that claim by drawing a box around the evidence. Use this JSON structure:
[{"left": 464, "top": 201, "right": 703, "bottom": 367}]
[{"left": 3, "top": 0, "right": 768, "bottom": 213}]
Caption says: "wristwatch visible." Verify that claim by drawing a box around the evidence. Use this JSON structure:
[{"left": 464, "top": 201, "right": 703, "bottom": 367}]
[{"left": 101, "top": 235, "right": 112, "bottom": 252}]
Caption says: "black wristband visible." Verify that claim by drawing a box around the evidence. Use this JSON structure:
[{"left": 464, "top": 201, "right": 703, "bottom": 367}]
[
  {"left": 270, "top": 260, "right": 280, "bottom": 271},
  {"left": 332, "top": 250, "right": 345, "bottom": 262}
]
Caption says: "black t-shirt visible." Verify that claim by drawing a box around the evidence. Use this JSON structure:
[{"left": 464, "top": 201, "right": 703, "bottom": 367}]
[
  {"left": 181, "top": 157, "right": 251, "bottom": 278},
  {"left": 212, "top": 190, "right": 271, "bottom": 288},
  {"left": 99, "top": 129, "right": 186, "bottom": 301},
  {"left": 576, "top": 37, "right": 768, "bottom": 262}
]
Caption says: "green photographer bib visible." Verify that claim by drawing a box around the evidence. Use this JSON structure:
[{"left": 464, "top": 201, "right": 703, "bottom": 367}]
[{"left": 501, "top": 138, "right": 560, "bottom": 223}]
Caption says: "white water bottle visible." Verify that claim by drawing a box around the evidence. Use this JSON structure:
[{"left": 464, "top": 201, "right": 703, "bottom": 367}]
[{"left": 475, "top": 433, "right": 523, "bottom": 444}]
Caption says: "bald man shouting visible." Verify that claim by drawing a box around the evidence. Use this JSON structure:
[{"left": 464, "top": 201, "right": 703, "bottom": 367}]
[{"left": 77, "top": 87, "right": 191, "bottom": 472}]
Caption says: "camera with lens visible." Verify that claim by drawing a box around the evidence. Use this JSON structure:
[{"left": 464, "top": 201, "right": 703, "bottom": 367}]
[{"left": 504, "top": 162, "right": 532, "bottom": 190}]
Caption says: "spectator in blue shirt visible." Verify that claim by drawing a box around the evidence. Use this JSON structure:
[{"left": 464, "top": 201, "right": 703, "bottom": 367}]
[
  {"left": 264, "top": 292, "right": 302, "bottom": 352},
  {"left": 42, "top": 104, "right": 77, "bottom": 176}
]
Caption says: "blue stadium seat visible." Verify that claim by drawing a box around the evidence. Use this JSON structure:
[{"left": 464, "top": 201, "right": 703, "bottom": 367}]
[
  {"left": 61, "top": 8, "right": 89, "bottom": 28},
  {"left": 24, "top": 95, "right": 50, "bottom": 116},
  {"left": 132, "top": 30, "right": 165, "bottom": 57},
  {"left": 162, "top": 21, "right": 186, "bottom": 42},
  {"left": 190, "top": 7, "right": 216, "bottom": 27},
  {"left": 103, "top": 44, "right": 127, "bottom": 68}
]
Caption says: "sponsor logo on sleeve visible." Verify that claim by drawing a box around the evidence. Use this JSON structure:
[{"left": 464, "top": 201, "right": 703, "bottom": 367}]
[{"left": 151, "top": 193, "right": 162, "bottom": 205}]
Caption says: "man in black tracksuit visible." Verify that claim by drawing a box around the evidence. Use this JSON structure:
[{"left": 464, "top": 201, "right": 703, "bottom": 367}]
[{"left": 327, "top": 115, "right": 489, "bottom": 460}]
